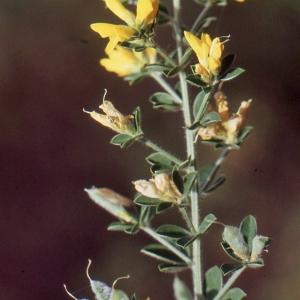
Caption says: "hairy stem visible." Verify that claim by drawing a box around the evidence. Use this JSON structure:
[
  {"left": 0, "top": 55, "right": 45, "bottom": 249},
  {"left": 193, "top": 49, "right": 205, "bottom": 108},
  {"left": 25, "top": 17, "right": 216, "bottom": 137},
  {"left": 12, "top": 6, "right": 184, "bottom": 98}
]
[
  {"left": 173, "top": 0, "right": 202, "bottom": 298},
  {"left": 214, "top": 267, "right": 246, "bottom": 300},
  {"left": 139, "top": 137, "right": 183, "bottom": 166},
  {"left": 179, "top": 207, "right": 197, "bottom": 234},
  {"left": 149, "top": 40, "right": 177, "bottom": 67},
  {"left": 150, "top": 73, "right": 183, "bottom": 104},
  {"left": 141, "top": 226, "right": 192, "bottom": 265}
]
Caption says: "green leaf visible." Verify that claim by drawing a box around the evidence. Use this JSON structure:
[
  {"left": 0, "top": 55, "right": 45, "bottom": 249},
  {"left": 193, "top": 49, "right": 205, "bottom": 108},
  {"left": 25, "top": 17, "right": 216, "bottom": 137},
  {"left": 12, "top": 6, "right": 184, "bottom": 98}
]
[
  {"left": 146, "top": 152, "right": 177, "bottom": 167},
  {"left": 158, "top": 263, "right": 189, "bottom": 273},
  {"left": 124, "top": 222, "right": 139, "bottom": 234},
  {"left": 156, "top": 202, "right": 174, "bottom": 213},
  {"left": 150, "top": 92, "right": 182, "bottom": 110},
  {"left": 221, "top": 288, "right": 246, "bottom": 300},
  {"left": 132, "top": 107, "right": 143, "bottom": 134},
  {"left": 246, "top": 258, "right": 264, "bottom": 268},
  {"left": 146, "top": 63, "right": 172, "bottom": 72},
  {"left": 176, "top": 235, "right": 198, "bottom": 248},
  {"left": 141, "top": 244, "right": 186, "bottom": 264},
  {"left": 236, "top": 126, "right": 253, "bottom": 146},
  {"left": 198, "top": 213, "right": 217, "bottom": 234},
  {"left": 139, "top": 205, "right": 155, "bottom": 224},
  {"left": 220, "top": 263, "right": 245, "bottom": 276},
  {"left": 221, "top": 242, "right": 244, "bottom": 262},
  {"left": 180, "top": 47, "right": 193, "bottom": 66},
  {"left": 84, "top": 188, "right": 137, "bottom": 224},
  {"left": 172, "top": 167, "right": 184, "bottom": 194},
  {"left": 219, "top": 54, "right": 236, "bottom": 78},
  {"left": 165, "top": 66, "right": 182, "bottom": 77},
  {"left": 220, "top": 68, "right": 245, "bottom": 81},
  {"left": 240, "top": 215, "right": 257, "bottom": 250},
  {"left": 124, "top": 72, "right": 147, "bottom": 85},
  {"left": 198, "top": 163, "right": 214, "bottom": 188},
  {"left": 156, "top": 225, "right": 192, "bottom": 239},
  {"left": 193, "top": 91, "right": 210, "bottom": 123},
  {"left": 134, "top": 195, "right": 162, "bottom": 206},
  {"left": 222, "top": 226, "right": 249, "bottom": 260},
  {"left": 107, "top": 222, "right": 134, "bottom": 232},
  {"left": 205, "top": 174, "right": 226, "bottom": 193},
  {"left": 111, "top": 289, "right": 130, "bottom": 300},
  {"left": 204, "top": 266, "right": 222, "bottom": 300},
  {"left": 183, "top": 171, "right": 198, "bottom": 197},
  {"left": 186, "top": 74, "right": 208, "bottom": 88},
  {"left": 110, "top": 134, "right": 138, "bottom": 148},
  {"left": 200, "top": 111, "right": 221, "bottom": 126},
  {"left": 150, "top": 164, "right": 173, "bottom": 174},
  {"left": 173, "top": 277, "right": 193, "bottom": 300}
]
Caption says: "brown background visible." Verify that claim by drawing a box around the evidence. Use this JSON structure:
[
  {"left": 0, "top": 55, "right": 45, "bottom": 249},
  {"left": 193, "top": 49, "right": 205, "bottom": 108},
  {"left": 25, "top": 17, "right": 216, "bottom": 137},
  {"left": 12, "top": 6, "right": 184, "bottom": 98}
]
[{"left": 0, "top": 0, "right": 300, "bottom": 299}]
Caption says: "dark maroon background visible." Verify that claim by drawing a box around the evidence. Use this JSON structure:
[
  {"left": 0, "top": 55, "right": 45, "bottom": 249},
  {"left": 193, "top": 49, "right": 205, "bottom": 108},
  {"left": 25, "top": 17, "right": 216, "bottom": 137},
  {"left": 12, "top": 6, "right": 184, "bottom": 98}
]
[{"left": 1, "top": 0, "right": 300, "bottom": 299}]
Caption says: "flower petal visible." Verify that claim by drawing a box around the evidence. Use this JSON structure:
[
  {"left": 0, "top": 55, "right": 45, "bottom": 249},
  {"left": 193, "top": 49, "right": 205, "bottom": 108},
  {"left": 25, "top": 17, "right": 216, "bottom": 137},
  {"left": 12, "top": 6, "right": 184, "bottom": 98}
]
[
  {"left": 104, "top": 0, "right": 135, "bottom": 26},
  {"left": 184, "top": 31, "right": 209, "bottom": 60},
  {"left": 136, "top": 0, "right": 158, "bottom": 25}
]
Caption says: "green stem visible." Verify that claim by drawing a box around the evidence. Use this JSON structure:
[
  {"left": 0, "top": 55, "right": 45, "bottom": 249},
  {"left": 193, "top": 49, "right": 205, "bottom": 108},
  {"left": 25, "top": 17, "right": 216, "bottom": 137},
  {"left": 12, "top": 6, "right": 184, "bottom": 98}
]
[
  {"left": 179, "top": 207, "right": 197, "bottom": 234},
  {"left": 150, "top": 73, "right": 183, "bottom": 104},
  {"left": 149, "top": 40, "right": 177, "bottom": 67},
  {"left": 214, "top": 267, "right": 246, "bottom": 300},
  {"left": 173, "top": 0, "right": 202, "bottom": 298},
  {"left": 140, "top": 226, "right": 192, "bottom": 265},
  {"left": 190, "top": 3, "right": 212, "bottom": 33},
  {"left": 139, "top": 137, "right": 183, "bottom": 166}
]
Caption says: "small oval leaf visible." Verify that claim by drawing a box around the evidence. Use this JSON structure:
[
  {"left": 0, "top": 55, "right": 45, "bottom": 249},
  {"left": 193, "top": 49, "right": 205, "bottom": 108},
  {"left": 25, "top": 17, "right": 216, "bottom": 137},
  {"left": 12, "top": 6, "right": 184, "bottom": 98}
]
[
  {"left": 156, "top": 225, "right": 192, "bottom": 239},
  {"left": 134, "top": 195, "right": 162, "bottom": 206},
  {"left": 220, "top": 68, "right": 245, "bottom": 81},
  {"left": 220, "top": 263, "right": 245, "bottom": 276},
  {"left": 221, "top": 287, "right": 246, "bottom": 300}
]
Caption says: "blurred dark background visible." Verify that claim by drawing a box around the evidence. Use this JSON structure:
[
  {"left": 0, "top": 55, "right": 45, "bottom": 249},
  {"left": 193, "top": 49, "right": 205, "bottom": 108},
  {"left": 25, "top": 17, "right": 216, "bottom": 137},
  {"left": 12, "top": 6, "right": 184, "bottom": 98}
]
[{"left": 0, "top": 0, "right": 299, "bottom": 299}]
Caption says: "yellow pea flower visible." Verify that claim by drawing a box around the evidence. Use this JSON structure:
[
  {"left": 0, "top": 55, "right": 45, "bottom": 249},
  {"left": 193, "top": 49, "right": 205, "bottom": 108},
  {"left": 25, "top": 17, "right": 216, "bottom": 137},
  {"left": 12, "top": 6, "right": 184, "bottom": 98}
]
[
  {"left": 133, "top": 173, "right": 183, "bottom": 204},
  {"left": 84, "top": 90, "right": 136, "bottom": 135},
  {"left": 184, "top": 31, "right": 225, "bottom": 85},
  {"left": 198, "top": 91, "right": 251, "bottom": 145},
  {"left": 91, "top": 0, "right": 158, "bottom": 53},
  {"left": 100, "top": 45, "right": 157, "bottom": 77}
]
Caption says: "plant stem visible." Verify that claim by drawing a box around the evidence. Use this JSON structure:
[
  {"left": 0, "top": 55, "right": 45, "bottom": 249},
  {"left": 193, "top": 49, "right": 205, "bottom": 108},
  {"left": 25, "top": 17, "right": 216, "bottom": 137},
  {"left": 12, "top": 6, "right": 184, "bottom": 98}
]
[
  {"left": 191, "top": 3, "right": 212, "bottom": 33},
  {"left": 214, "top": 266, "right": 246, "bottom": 300},
  {"left": 149, "top": 40, "right": 177, "bottom": 67},
  {"left": 150, "top": 73, "right": 183, "bottom": 104},
  {"left": 139, "top": 137, "right": 183, "bottom": 166},
  {"left": 140, "top": 226, "right": 192, "bottom": 265},
  {"left": 179, "top": 207, "right": 197, "bottom": 234},
  {"left": 173, "top": 0, "right": 203, "bottom": 298}
]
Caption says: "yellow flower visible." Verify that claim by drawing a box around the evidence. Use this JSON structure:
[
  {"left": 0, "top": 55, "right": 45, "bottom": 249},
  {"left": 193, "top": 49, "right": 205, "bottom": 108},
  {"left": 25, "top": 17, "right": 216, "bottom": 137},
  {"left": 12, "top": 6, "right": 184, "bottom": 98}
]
[
  {"left": 184, "top": 31, "right": 225, "bottom": 85},
  {"left": 91, "top": 0, "right": 158, "bottom": 53},
  {"left": 100, "top": 45, "right": 157, "bottom": 77},
  {"left": 133, "top": 173, "right": 183, "bottom": 204},
  {"left": 84, "top": 91, "right": 136, "bottom": 135},
  {"left": 198, "top": 91, "right": 251, "bottom": 145}
]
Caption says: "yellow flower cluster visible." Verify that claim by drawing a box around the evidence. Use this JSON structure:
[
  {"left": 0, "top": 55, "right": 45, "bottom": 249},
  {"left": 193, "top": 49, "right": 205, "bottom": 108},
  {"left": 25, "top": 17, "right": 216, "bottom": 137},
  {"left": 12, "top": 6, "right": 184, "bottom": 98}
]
[
  {"left": 91, "top": 0, "right": 158, "bottom": 53},
  {"left": 100, "top": 46, "right": 157, "bottom": 77},
  {"left": 198, "top": 91, "right": 251, "bottom": 145},
  {"left": 184, "top": 31, "right": 225, "bottom": 85}
]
